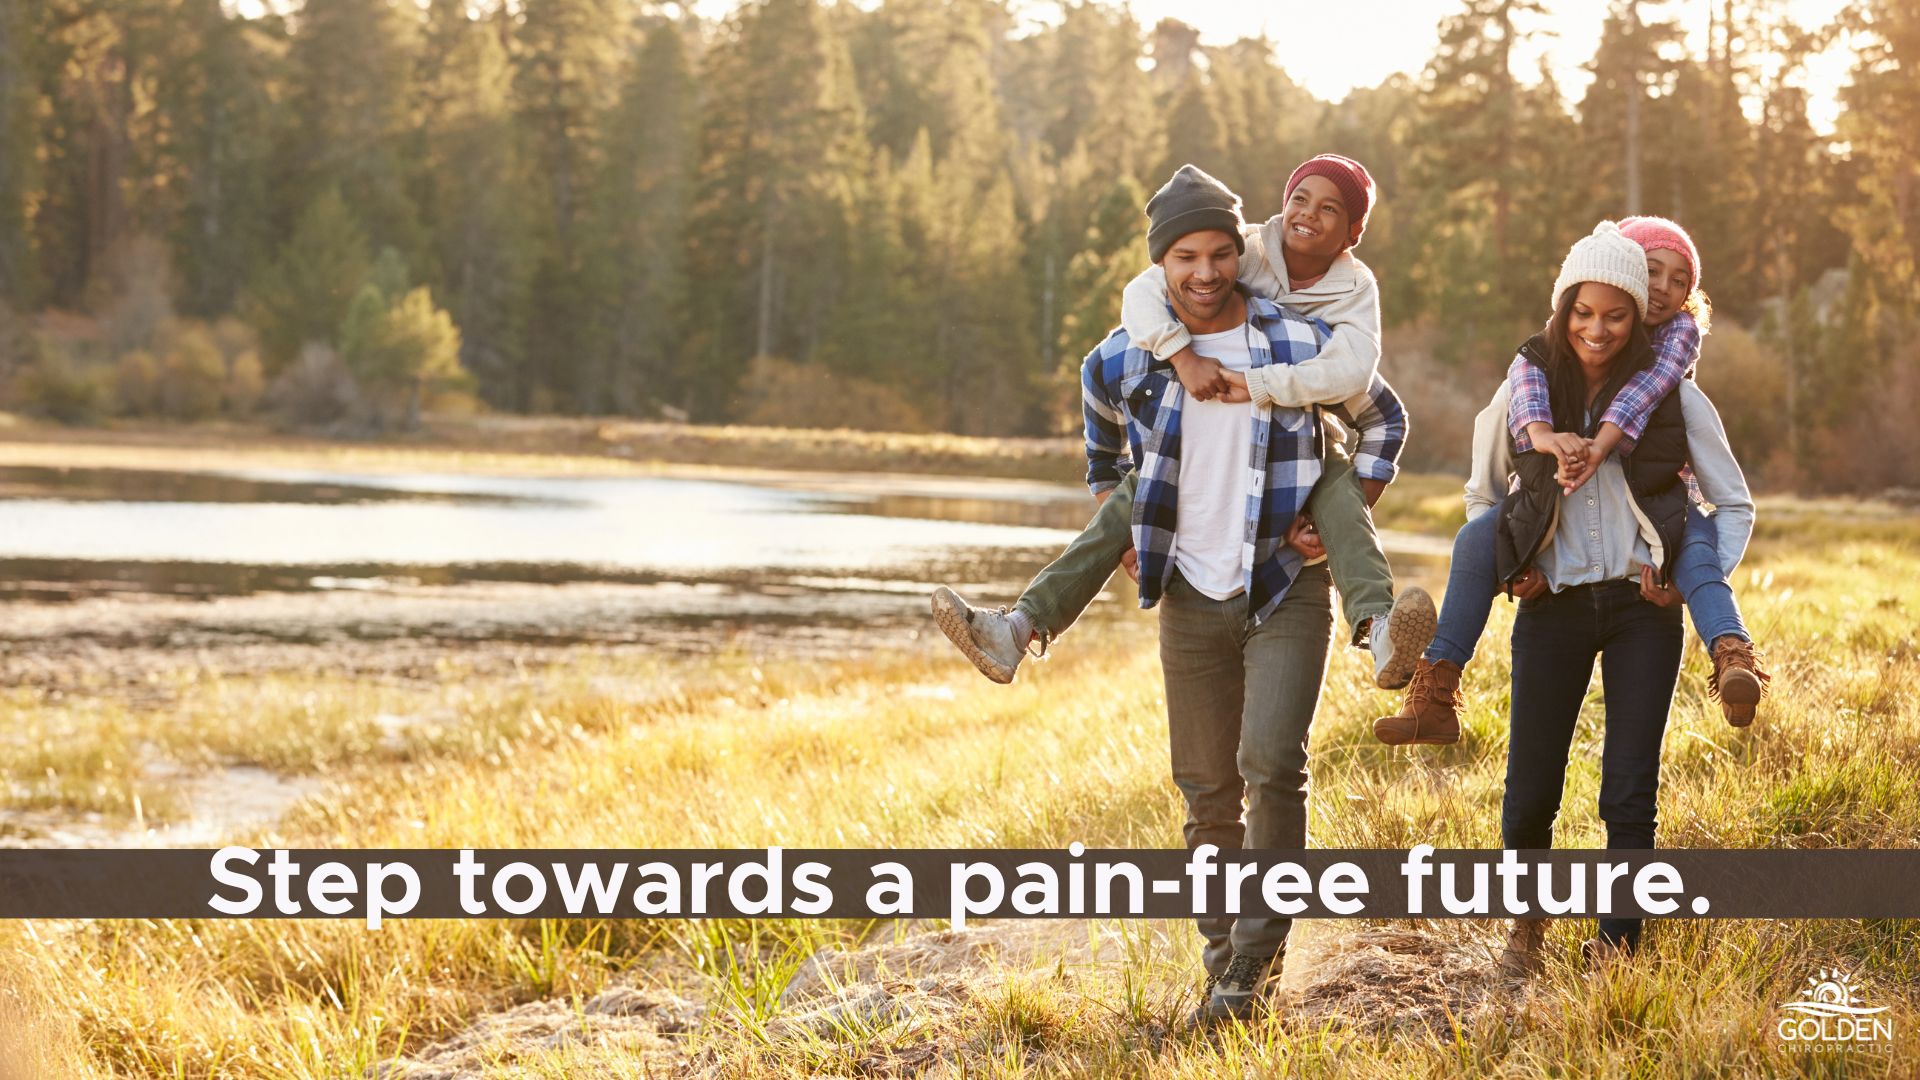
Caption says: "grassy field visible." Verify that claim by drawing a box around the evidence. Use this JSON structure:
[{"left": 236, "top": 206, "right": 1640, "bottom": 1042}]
[{"left": 0, "top": 436, "right": 1917, "bottom": 1076}]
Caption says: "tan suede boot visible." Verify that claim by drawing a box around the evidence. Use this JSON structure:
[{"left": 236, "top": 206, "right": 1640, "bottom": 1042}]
[
  {"left": 1373, "top": 658, "right": 1463, "bottom": 745},
  {"left": 1709, "top": 636, "right": 1770, "bottom": 728},
  {"left": 1497, "top": 918, "right": 1550, "bottom": 979}
]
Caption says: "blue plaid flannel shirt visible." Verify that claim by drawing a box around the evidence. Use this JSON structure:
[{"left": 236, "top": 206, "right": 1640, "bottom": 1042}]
[{"left": 1081, "top": 292, "right": 1408, "bottom": 629}]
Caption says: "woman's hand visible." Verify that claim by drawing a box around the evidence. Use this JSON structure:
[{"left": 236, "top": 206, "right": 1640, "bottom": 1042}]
[
  {"left": 1506, "top": 567, "right": 1549, "bottom": 601},
  {"left": 1639, "top": 566, "right": 1681, "bottom": 607},
  {"left": 1286, "top": 513, "right": 1325, "bottom": 560}
]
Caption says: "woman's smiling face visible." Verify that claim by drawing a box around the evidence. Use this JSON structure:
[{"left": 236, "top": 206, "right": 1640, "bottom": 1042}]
[{"left": 1566, "top": 281, "right": 1638, "bottom": 376}]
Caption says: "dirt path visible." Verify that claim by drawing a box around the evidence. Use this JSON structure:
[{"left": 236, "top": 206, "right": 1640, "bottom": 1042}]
[{"left": 369, "top": 919, "right": 1522, "bottom": 1077}]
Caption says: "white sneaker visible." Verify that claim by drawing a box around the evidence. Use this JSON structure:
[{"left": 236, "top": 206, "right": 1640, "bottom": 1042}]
[
  {"left": 1370, "top": 587, "right": 1437, "bottom": 690},
  {"left": 930, "top": 587, "right": 1025, "bottom": 684}
]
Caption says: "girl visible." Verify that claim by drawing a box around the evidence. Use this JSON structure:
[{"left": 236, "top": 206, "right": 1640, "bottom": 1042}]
[
  {"left": 1454, "top": 222, "right": 1754, "bottom": 970},
  {"left": 1376, "top": 216, "right": 1769, "bottom": 746}
]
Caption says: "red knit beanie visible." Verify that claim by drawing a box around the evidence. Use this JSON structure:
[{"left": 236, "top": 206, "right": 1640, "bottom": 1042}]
[
  {"left": 1284, "top": 154, "right": 1376, "bottom": 249},
  {"left": 1618, "top": 216, "right": 1702, "bottom": 290}
]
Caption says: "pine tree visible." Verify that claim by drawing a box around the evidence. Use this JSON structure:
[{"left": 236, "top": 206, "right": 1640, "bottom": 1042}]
[
  {"left": 1409, "top": 0, "right": 1554, "bottom": 359},
  {"left": 582, "top": 21, "right": 697, "bottom": 416},
  {"left": 513, "top": 0, "right": 626, "bottom": 412},
  {"left": 416, "top": 0, "right": 532, "bottom": 409},
  {"left": 282, "top": 0, "right": 424, "bottom": 263},
  {"left": 163, "top": 0, "right": 277, "bottom": 316},
  {"left": 241, "top": 188, "right": 372, "bottom": 368},
  {"left": 0, "top": 0, "right": 42, "bottom": 305},
  {"left": 687, "top": 0, "right": 870, "bottom": 418}
]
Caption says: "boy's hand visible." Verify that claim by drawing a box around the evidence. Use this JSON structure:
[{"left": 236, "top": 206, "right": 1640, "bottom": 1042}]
[
  {"left": 1120, "top": 546, "right": 1140, "bottom": 583},
  {"left": 1216, "top": 369, "right": 1252, "bottom": 404},
  {"left": 1286, "top": 514, "right": 1326, "bottom": 560},
  {"left": 1169, "top": 346, "right": 1233, "bottom": 401}
]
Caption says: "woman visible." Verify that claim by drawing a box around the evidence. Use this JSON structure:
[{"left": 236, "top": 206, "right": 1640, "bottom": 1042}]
[{"left": 1466, "top": 222, "right": 1755, "bottom": 973}]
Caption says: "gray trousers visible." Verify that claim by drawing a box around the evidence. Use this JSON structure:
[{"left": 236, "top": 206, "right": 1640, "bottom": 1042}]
[{"left": 1157, "top": 562, "right": 1335, "bottom": 975}]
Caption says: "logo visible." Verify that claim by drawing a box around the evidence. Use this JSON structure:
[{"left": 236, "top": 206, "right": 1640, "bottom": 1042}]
[{"left": 1776, "top": 967, "right": 1894, "bottom": 1052}]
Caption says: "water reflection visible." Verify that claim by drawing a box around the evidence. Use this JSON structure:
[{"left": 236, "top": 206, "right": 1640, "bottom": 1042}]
[{"left": 0, "top": 464, "right": 1449, "bottom": 665}]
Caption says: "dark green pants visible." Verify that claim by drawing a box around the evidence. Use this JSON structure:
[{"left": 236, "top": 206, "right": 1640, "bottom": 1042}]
[{"left": 1013, "top": 447, "right": 1395, "bottom": 646}]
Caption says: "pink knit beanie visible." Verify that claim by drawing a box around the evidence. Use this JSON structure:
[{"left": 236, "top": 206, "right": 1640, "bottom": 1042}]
[{"left": 1618, "top": 216, "right": 1702, "bottom": 290}]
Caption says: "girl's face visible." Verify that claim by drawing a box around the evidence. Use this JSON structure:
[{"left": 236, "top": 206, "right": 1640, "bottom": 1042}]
[
  {"left": 1566, "top": 281, "right": 1637, "bottom": 376},
  {"left": 1643, "top": 248, "right": 1692, "bottom": 326}
]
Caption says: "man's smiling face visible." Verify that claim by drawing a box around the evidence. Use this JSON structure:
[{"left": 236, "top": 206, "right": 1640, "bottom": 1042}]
[{"left": 1162, "top": 229, "right": 1241, "bottom": 328}]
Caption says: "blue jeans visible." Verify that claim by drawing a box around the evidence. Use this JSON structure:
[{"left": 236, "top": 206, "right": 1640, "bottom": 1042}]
[
  {"left": 1501, "top": 580, "right": 1684, "bottom": 949},
  {"left": 1425, "top": 501, "right": 1748, "bottom": 669},
  {"left": 1670, "top": 507, "right": 1747, "bottom": 647},
  {"left": 1425, "top": 502, "right": 1502, "bottom": 667}
]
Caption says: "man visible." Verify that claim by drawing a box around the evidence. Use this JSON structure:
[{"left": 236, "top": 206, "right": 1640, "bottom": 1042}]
[{"left": 1070, "top": 166, "right": 1410, "bottom": 1023}]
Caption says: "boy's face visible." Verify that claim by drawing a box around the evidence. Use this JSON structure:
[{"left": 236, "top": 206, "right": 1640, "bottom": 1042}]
[
  {"left": 1162, "top": 229, "right": 1241, "bottom": 326},
  {"left": 1643, "top": 248, "right": 1692, "bottom": 326},
  {"left": 1281, "top": 174, "right": 1353, "bottom": 260}
]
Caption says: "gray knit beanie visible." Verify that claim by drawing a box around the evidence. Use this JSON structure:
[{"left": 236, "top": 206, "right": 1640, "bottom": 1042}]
[
  {"left": 1551, "top": 221, "right": 1650, "bottom": 319},
  {"left": 1145, "top": 165, "right": 1245, "bottom": 263}
]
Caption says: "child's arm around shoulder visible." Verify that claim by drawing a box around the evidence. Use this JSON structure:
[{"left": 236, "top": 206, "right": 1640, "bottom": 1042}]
[
  {"left": 1243, "top": 253, "right": 1380, "bottom": 409},
  {"left": 1596, "top": 310, "right": 1700, "bottom": 455},
  {"left": 1506, "top": 352, "right": 1554, "bottom": 452},
  {"left": 1118, "top": 222, "right": 1281, "bottom": 362}
]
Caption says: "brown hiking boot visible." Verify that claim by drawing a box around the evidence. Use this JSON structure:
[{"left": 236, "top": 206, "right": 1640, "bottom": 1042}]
[
  {"left": 1373, "top": 658, "right": 1463, "bottom": 745},
  {"left": 1497, "top": 918, "right": 1550, "bottom": 979},
  {"left": 1709, "top": 636, "right": 1770, "bottom": 728}
]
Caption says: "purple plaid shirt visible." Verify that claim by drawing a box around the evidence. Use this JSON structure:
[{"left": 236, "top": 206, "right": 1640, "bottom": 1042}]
[{"left": 1508, "top": 310, "right": 1702, "bottom": 454}]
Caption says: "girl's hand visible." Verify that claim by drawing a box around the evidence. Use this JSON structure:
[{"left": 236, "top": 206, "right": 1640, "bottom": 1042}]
[
  {"left": 1639, "top": 566, "right": 1681, "bottom": 607},
  {"left": 1531, "top": 430, "right": 1591, "bottom": 468}
]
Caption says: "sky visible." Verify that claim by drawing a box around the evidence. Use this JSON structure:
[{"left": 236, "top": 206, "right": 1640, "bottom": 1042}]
[{"left": 1060, "top": 0, "right": 1861, "bottom": 135}]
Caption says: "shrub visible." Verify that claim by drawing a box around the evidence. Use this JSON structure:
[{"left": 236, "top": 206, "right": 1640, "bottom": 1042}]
[
  {"left": 156, "top": 321, "right": 226, "bottom": 421},
  {"left": 733, "top": 355, "right": 933, "bottom": 433},
  {"left": 112, "top": 349, "right": 162, "bottom": 416}
]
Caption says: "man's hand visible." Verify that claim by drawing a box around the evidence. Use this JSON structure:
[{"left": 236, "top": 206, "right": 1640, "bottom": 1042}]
[
  {"left": 1639, "top": 565, "right": 1681, "bottom": 607},
  {"left": 1169, "top": 346, "right": 1233, "bottom": 401},
  {"left": 1120, "top": 546, "right": 1139, "bottom": 583},
  {"left": 1506, "top": 566, "right": 1549, "bottom": 600},
  {"left": 1286, "top": 514, "right": 1326, "bottom": 560}
]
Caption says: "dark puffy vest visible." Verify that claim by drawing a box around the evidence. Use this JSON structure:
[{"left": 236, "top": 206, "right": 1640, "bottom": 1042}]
[{"left": 1494, "top": 334, "right": 1690, "bottom": 589}]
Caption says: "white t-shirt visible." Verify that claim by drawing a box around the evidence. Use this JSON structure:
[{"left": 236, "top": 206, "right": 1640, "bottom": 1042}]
[{"left": 1173, "top": 323, "right": 1256, "bottom": 600}]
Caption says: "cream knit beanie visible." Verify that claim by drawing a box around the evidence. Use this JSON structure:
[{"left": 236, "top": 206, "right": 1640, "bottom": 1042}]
[{"left": 1551, "top": 221, "right": 1649, "bottom": 319}]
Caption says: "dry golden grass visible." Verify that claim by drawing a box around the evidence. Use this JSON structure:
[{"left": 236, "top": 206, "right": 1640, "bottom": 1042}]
[{"left": 0, "top": 452, "right": 1914, "bottom": 1075}]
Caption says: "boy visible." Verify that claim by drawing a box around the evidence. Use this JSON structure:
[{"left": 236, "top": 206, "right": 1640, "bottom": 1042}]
[{"left": 933, "top": 156, "right": 1434, "bottom": 690}]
